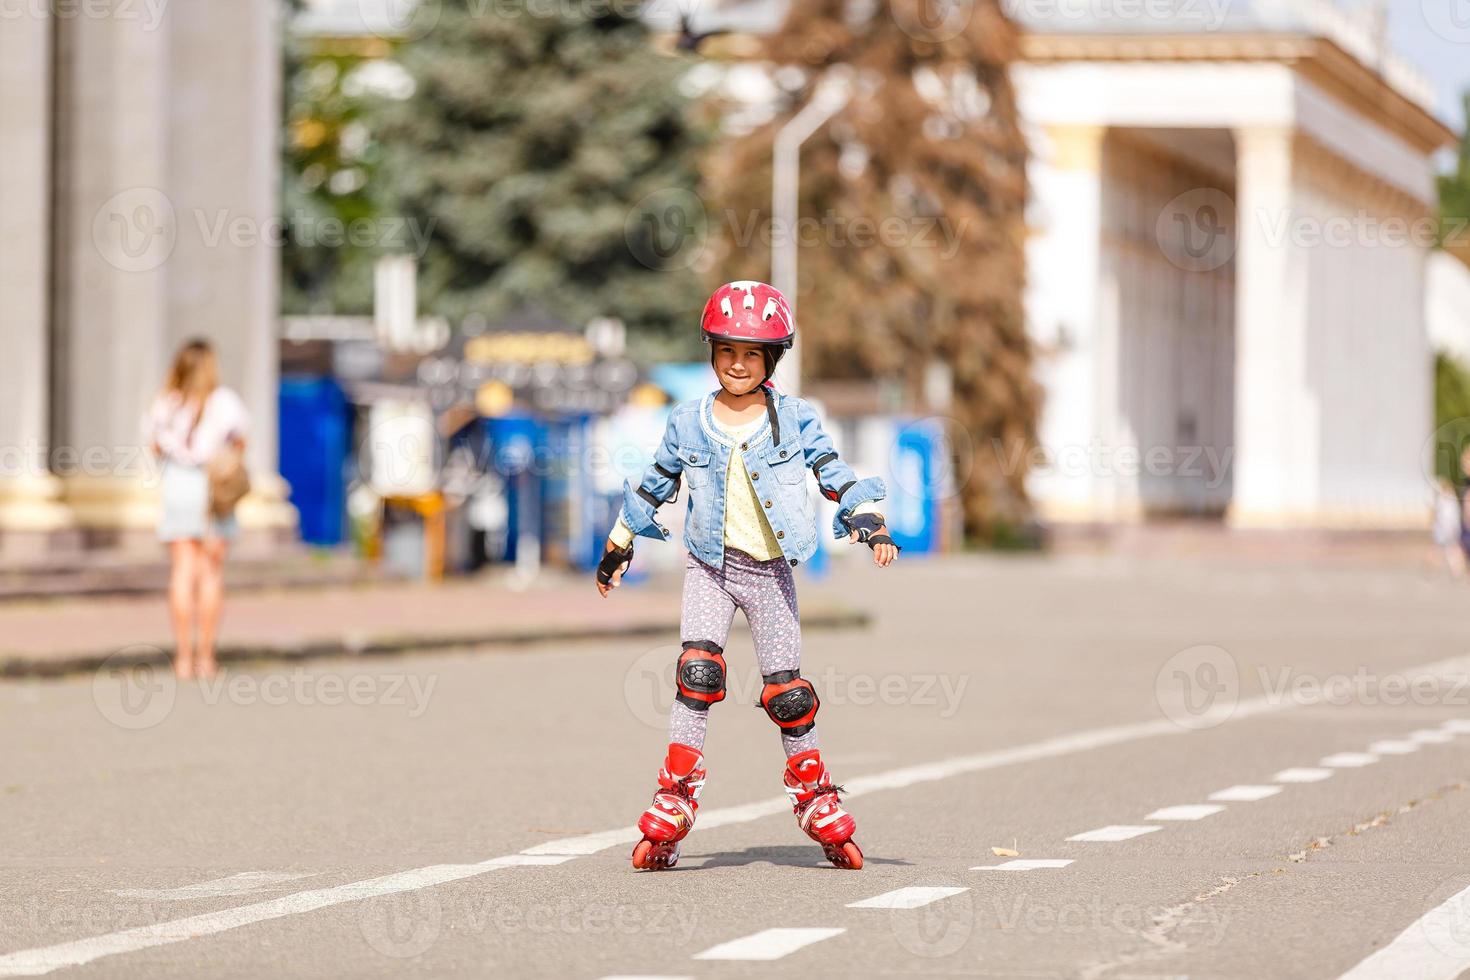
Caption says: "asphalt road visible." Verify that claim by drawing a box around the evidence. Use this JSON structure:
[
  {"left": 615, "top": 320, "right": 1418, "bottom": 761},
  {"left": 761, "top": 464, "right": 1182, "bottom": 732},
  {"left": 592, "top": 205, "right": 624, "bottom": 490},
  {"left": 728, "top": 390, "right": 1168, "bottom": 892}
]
[{"left": 3, "top": 552, "right": 1470, "bottom": 979}]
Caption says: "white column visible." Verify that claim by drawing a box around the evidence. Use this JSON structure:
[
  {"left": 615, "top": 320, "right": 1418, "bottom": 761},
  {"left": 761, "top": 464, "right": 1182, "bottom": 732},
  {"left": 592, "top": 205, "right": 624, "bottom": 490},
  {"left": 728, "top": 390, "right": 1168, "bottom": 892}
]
[
  {"left": 0, "top": 6, "right": 73, "bottom": 550},
  {"left": 167, "top": 0, "right": 294, "bottom": 536},
  {"left": 51, "top": 3, "right": 174, "bottom": 537},
  {"left": 1229, "top": 126, "right": 1317, "bottom": 527},
  {"left": 1025, "top": 124, "right": 1118, "bottom": 520}
]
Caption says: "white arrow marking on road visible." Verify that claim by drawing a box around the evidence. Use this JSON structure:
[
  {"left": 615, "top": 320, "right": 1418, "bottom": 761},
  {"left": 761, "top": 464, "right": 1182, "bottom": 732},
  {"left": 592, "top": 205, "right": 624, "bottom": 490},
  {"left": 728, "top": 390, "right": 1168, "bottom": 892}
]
[
  {"left": 1320, "top": 752, "right": 1379, "bottom": 768},
  {"left": 110, "top": 872, "right": 320, "bottom": 901},
  {"left": 847, "top": 887, "right": 969, "bottom": 909},
  {"left": 1368, "top": 740, "right": 1420, "bottom": 755},
  {"left": 1066, "top": 825, "right": 1161, "bottom": 842},
  {"left": 1208, "top": 785, "right": 1282, "bottom": 802},
  {"left": 692, "top": 928, "right": 845, "bottom": 961},
  {"left": 1336, "top": 883, "right": 1470, "bottom": 980},
  {"left": 971, "top": 859, "right": 1074, "bottom": 871},
  {"left": 1143, "top": 804, "right": 1226, "bottom": 821},
  {"left": 1273, "top": 768, "right": 1334, "bottom": 783}
]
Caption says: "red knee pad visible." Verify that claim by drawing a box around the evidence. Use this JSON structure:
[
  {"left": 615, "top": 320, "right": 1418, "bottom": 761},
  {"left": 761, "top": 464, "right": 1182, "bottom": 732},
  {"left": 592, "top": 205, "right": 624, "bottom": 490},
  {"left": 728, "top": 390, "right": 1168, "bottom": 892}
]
[
  {"left": 759, "top": 670, "right": 819, "bottom": 737},
  {"left": 675, "top": 640, "right": 727, "bottom": 711}
]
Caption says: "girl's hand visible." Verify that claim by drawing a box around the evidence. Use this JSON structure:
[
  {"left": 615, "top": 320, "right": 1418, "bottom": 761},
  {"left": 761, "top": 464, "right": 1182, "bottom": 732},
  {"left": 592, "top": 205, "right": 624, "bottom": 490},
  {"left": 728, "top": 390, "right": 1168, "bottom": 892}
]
[
  {"left": 848, "top": 526, "right": 900, "bottom": 567},
  {"left": 596, "top": 539, "right": 633, "bottom": 597}
]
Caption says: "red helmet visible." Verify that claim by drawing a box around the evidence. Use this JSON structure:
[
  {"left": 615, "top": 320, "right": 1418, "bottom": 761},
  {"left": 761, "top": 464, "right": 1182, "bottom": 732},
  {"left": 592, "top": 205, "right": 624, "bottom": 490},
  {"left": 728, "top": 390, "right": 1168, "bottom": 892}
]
[{"left": 700, "top": 281, "right": 794, "bottom": 349}]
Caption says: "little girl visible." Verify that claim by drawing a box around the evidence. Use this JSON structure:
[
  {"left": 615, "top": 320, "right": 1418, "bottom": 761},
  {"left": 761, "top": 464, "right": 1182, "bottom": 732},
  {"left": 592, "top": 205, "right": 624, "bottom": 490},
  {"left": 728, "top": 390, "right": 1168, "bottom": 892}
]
[{"left": 596, "top": 281, "right": 900, "bottom": 871}]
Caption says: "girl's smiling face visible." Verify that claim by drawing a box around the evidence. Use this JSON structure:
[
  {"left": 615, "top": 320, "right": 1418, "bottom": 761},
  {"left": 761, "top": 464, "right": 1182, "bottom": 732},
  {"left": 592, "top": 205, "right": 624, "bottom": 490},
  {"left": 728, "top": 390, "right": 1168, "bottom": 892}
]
[{"left": 712, "top": 341, "right": 768, "bottom": 395}]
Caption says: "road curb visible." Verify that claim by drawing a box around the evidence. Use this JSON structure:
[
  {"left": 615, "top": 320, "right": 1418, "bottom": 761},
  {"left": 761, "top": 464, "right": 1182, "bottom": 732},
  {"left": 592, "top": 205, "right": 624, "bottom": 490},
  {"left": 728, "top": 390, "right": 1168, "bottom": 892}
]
[{"left": 0, "top": 607, "right": 871, "bottom": 679}]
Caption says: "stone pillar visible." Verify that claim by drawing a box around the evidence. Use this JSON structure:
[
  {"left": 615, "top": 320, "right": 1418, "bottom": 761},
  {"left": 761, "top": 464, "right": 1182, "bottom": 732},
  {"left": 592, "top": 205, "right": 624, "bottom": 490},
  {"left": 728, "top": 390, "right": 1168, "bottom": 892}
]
[
  {"left": 51, "top": 3, "right": 175, "bottom": 545},
  {"left": 166, "top": 0, "right": 295, "bottom": 542},
  {"left": 0, "top": 6, "right": 73, "bottom": 556},
  {"left": 1026, "top": 124, "right": 1123, "bottom": 520},
  {"left": 1229, "top": 126, "right": 1317, "bottom": 527}
]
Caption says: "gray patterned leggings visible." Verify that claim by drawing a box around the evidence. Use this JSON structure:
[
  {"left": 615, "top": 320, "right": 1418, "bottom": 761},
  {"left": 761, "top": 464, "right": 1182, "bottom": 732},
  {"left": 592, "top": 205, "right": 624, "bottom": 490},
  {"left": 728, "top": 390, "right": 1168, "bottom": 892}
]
[{"left": 670, "top": 547, "right": 819, "bottom": 759}]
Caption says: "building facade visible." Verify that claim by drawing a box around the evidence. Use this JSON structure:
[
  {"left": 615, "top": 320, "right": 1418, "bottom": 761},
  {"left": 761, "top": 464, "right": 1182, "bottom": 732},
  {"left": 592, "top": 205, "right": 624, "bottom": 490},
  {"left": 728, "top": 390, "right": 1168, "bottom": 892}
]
[
  {"left": 1015, "top": 2, "right": 1457, "bottom": 529},
  {"left": 0, "top": 1, "right": 294, "bottom": 557}
]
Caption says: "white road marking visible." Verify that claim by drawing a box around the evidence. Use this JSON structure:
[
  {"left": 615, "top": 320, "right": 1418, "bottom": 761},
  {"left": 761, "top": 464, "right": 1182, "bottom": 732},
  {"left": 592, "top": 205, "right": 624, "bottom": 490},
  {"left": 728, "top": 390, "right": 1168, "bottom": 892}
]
[
  {"left": 109, "top": 872, "right": 320, "bottom": 902},
  {"left": 1066, "top": 825, "right": 1162, "bottom": 843},
  {"left": 847, "top": 887, "right": 969, "bottom": 910},
  {"left": 0, "top": 859, "right": 571, "bottom": 978},
  {"left": 1368, "top": 740, "right": 1420, "bottom": 755},
  {"left": 1336, "top": 883, "right": 1470, "bottom": 980},
  {"left": 1274, "top": 767, "right": 1334, "bottom": 783},
  {"left": 971, "top": 859, "right": 1074, "bottom": 871},
  {"left": 1143, "top": 804, "right": 1226, "bottom": 821},
  {"left": 692, "top": 928, "right": 845, "bottom": 961},
  {"left": 1409, "top": 729, "right": 1455, "bottom": 745},
  {"left": 1441, "top": 719, "right": 1470, "bottom": 733},
  {"left": 598, "top": 976, "right": 693, "bottom": 980},
  {"left": 10, "top": 652, "right": 1470, "bottom": 977},
  {"left": 1321, "top": 752, "right": 1379, "bottom": 768},
  {"left": 1209, "top": 785, "right": 1283, "bottom": 802}
]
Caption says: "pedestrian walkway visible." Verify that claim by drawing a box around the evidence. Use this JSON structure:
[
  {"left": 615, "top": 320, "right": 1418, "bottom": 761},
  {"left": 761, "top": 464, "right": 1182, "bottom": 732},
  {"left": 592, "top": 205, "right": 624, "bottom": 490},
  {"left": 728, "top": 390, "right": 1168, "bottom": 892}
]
[{"left": 0, "top": 567, "right": 868, "bottom": 678}]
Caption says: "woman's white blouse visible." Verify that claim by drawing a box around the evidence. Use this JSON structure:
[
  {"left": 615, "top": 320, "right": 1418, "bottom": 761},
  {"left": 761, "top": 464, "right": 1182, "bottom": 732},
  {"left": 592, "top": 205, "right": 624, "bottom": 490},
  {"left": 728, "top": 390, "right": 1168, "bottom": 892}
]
[{"left": 143, "top": 386, "right": 250, "bottom": 467}]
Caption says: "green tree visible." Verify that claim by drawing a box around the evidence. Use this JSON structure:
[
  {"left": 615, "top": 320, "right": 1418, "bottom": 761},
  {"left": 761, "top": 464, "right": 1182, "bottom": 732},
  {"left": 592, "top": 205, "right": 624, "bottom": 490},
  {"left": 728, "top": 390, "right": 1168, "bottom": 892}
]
[
  {"left": 1439, "top": 91, "right": 1470, "bottom": 256},
  {"left": 282, "top": 42, "right": 390, "bottom": 315},
  {"left": 704, "top": 0, "right": 1039, "bottom": 540},
  {"left": 371, "top": 0, "right": 707, "bottom": 352}
]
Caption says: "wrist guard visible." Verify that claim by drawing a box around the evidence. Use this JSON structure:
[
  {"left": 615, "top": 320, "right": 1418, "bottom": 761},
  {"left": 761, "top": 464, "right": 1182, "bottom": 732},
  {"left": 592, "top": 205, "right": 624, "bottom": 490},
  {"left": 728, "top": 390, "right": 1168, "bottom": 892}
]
[
  {"left": 597, "top": 542, "right": 635, "bottom": 585},
  {"left": 842, "top": 512, "right": 902, "bottom": 553}
]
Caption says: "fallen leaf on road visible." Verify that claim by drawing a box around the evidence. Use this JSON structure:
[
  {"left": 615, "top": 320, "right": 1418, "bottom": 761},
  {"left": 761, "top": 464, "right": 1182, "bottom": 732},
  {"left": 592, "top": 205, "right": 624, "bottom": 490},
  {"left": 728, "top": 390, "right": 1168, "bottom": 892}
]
[{"left": 991, "top": 846, "right": 1020, "bottom": 857}]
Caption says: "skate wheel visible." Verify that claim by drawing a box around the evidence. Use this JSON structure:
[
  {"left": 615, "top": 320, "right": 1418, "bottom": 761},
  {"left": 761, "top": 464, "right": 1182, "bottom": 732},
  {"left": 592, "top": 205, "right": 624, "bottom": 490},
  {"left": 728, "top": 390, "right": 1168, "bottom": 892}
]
[
  {"left": 822, "top": 840, "right": 864, "bottom": 870},
  {"left": 631, "top": 839, "right": 680, "bottom": 871}
]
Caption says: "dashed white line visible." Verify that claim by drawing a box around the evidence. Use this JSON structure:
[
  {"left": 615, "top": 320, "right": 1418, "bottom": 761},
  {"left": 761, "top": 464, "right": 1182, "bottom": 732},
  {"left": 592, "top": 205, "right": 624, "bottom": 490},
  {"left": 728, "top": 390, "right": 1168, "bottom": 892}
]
[
  {"left": 847, "top": 887, "right": 969, "bottom": 910},
  {"left": 1321, "top": 752, "right": 1379, "bottom": 768},
  {"left": 692, "top": 928, "right": 846, "bottom": 961},
  {"left": 1409, "top": 729, "right": 1455, "bottom": 745},
  {"left": 1336, "top": 883, "right": 1470, "bottom": 980},
  {"left": 1209, "top": 785, "right": 1283, "bottom": 802},
  {"left": 1066, "top": 825, "right": 1162, "bottom": 843},
  {"left": 971, "top": 859, "right": 1074, "bottom": 871},
  {"left": 1143, "top": 804, "right": 1226, "bottom": 821},
  {"left": 1440, "top": 719, "right": 1470, "bottom": 734},
  {"left": 1274, "top": 767, "right": 1334, "bottom": 783},
  {"left": 1367, "top": 740, "right": 1419, "bottom": 755}
]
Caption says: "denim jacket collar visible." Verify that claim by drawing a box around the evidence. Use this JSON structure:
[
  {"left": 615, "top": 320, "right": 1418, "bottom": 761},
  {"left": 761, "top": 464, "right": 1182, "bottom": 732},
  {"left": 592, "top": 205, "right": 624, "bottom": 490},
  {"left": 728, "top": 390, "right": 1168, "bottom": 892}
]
[{"left": 698, "top": 388, "right": 774, "bottom": 451}]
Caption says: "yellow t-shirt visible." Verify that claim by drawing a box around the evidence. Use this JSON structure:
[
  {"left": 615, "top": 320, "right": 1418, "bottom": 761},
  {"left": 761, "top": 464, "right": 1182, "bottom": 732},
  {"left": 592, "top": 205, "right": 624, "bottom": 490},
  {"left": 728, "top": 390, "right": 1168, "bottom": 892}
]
[{"left": 716, "top": 415, "right": 784, "bottom": 560}]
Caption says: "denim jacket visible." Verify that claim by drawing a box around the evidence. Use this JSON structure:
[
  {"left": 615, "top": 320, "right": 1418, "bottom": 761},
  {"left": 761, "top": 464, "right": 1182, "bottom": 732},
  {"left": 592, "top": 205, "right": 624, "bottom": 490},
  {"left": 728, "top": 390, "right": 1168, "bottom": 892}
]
[{"left": 617, "top": 387, "right": 887, "bottom": 569}]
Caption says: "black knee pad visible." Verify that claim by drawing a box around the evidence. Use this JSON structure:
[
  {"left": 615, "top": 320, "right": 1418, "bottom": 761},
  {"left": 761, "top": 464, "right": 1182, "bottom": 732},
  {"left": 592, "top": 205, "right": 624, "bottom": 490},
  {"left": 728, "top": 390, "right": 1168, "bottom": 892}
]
[
  {"left": 675, "top": 640, "right": 726, "bottom": 711},
  {"left": 759, "top": 670, "right": 819, "bottom": 737}
]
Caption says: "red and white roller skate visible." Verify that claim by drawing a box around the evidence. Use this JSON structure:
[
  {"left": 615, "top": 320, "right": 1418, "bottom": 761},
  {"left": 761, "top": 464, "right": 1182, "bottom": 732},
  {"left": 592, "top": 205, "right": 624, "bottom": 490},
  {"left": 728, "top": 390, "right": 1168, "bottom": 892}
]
[
  {"left": 783, "top": 749, "right": 863, "bottom": 869},
  {"left": 631, "top": 742, "right": 706, "bottom": 871}
]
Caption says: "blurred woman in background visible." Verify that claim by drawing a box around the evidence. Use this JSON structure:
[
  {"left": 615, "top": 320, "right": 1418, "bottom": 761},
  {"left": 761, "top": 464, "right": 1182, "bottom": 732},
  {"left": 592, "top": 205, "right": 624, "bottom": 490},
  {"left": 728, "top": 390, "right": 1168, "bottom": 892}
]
[{"left": 143, "top": 339, "right": 250, "bottom": 679}]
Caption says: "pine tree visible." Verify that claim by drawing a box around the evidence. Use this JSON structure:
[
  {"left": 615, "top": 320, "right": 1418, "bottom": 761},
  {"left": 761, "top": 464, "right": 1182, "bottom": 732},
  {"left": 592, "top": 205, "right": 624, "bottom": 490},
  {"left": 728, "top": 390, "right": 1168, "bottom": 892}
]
[
  {"left": 374, "top": 0, "right": 708, "bottom": 348},
  {"left": 703, "top": 0, "right": 1039, "bottom": 540}
]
